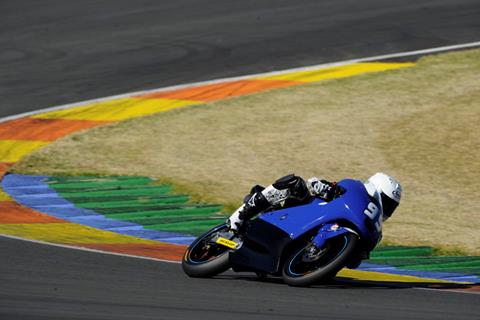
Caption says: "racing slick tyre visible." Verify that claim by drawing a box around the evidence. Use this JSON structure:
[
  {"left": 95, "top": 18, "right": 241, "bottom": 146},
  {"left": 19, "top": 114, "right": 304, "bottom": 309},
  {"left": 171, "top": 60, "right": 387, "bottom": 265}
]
[
  {"left": 282, "top": 232, "right": 358, "bottom": 287},
  {"left": 182, "top": 223, "right": 231, "bottom": 278}
]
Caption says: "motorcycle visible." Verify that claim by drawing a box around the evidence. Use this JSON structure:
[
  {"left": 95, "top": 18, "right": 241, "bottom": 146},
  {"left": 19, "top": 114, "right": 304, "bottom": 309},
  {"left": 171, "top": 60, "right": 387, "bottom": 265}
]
[{"left": 182, "top": 179, "right": 383, "bottom": 286}]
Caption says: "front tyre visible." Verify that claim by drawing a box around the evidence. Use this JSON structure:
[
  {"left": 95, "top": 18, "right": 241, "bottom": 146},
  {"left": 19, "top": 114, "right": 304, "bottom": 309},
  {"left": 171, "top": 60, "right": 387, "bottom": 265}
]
[
  {"left": 282, "top": 233, "right": 358, "bottom": 287},
  {"left": 182, "top": 224, "right": 231, "bottom": 278}
]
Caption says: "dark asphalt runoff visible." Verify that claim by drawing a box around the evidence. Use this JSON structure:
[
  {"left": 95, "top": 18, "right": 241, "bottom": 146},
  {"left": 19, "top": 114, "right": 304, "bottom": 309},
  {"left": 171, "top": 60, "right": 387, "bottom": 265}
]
[{"left": 1, "top": 1, "right": 480, "bottom": 319}]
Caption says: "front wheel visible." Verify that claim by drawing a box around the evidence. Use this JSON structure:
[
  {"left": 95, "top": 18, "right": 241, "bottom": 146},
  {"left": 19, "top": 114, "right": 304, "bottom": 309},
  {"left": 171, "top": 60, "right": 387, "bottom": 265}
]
[
  {"left": 282, "top": 232, "right": 358, "bottom": 287},
  {"left": 182, "top": 224, "right": 232, "bottom": 278}
]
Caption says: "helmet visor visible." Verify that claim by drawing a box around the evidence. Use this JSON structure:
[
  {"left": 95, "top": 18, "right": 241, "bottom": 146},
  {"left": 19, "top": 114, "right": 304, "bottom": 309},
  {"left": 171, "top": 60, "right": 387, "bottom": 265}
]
[{"left": 381, "top": 193, "right": 398, "bottom": 220}]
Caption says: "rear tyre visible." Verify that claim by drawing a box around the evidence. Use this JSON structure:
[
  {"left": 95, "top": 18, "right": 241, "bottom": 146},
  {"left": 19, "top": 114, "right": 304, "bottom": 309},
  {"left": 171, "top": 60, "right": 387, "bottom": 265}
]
[
  {"left": 282, "top": 232, "right": 358, "bottom": 287},
  {"left": 182, "top": 224, "right": 231, "bottom": 278}
]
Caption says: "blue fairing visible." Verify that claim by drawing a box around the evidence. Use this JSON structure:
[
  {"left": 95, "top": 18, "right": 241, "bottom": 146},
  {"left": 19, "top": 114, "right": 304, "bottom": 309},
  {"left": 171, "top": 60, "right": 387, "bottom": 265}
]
[{"left": 258, "top": 179, "right": 381, "bottom": 245}]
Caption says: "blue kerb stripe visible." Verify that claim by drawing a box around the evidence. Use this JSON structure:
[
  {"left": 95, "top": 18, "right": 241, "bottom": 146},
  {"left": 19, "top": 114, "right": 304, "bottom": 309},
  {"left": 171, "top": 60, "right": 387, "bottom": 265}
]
[
  {"left": 358, "top": 263, "right": 480, "bottom": 283},
  {"left": 2, "top": 174, "right": 48, "bottom": 187},
  {"left": 1, "top": 173, "right": 196, "bottom": 245}
]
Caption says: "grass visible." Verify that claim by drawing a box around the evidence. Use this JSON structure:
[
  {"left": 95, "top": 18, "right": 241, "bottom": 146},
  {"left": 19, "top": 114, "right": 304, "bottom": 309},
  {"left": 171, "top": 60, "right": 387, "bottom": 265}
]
[{"left": 13, "top": 49, "right": 480, "bottom": 254}]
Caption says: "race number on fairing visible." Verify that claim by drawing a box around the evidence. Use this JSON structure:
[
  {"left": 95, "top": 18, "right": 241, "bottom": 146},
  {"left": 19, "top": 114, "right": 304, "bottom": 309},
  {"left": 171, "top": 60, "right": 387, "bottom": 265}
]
[
  {"left": 364, "top": 202, "right": 382, "bottom": 232},
  {"left": 364, "top": 202, "right": 379, "bottom": 219}
]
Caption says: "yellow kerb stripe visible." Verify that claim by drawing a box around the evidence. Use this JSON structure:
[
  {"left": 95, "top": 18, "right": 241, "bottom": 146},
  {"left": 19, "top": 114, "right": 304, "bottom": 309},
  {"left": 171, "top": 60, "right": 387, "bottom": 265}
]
[
  {"left": 0, "top": 140, "right": 49, "bottom": 163},
  {"left": 338, "top": 268, "right": 469, "bottom": 284},
  {"left": 257, "top": 62, "right": 415, "bottom": 83},
  {"left": 0, "top": 189, "right": 11, "bottom": 201},
  {"left": 0, "top": 223, "right": 157, "bottom": 245},
  {"left": 33, "top": 97, "right": 202, "bottom": 122}
]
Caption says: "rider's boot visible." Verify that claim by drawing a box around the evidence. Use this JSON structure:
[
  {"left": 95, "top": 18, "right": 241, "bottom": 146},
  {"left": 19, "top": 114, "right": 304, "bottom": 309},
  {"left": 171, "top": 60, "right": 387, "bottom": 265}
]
[
  {"left": 227, "top": 204, "right": 246, "bottom": 232},
  {"left": 227, "top": 191, "right": 270, "bottom": 233}
]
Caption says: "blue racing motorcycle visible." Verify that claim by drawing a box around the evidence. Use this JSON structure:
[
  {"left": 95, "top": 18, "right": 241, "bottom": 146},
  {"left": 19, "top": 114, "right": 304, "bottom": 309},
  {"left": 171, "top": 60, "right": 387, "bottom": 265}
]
[{"left": 182, "top": 179, "right": 383, "bottom": 286}]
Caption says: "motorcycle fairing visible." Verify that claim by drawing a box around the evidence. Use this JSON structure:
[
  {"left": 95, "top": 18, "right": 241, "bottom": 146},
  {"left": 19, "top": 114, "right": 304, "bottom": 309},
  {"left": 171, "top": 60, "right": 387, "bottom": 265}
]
[
  {"left": 229, "top": 218, "right": 292, "bottom": 274},
  {"left": 258, "top": 179, "right": 381, "bottom": 245},
  {"left": 229, "top": 179, "right": 382, "bottom": 274}
]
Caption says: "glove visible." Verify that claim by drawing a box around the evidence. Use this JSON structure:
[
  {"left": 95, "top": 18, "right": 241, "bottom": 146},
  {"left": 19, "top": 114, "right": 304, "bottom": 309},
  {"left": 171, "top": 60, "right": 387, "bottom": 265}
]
[{"left": 307, "top": 177, "right": 335, "bottom": 200}]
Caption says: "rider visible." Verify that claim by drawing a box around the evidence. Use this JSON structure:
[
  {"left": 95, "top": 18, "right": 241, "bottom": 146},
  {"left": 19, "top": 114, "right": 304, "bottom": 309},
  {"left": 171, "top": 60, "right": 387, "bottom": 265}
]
[{"left": 227, "top": 172, "right": 402, "bottom": 232}]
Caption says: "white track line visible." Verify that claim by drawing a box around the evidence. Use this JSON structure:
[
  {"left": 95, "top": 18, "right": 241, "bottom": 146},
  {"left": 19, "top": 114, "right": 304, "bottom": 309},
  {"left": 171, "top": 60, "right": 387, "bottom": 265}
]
[
  {"left": 1, "top": 40, "right": 480, "bottom": 124},
  {"left": 1, "top": 40, "right": 480, "bottom": 276}
]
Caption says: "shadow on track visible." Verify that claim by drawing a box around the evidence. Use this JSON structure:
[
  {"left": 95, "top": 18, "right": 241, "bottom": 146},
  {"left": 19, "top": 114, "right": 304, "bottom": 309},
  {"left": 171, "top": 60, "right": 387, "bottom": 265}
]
[{"left": 210, "top": 272, "right": 479, "bottom": 292}]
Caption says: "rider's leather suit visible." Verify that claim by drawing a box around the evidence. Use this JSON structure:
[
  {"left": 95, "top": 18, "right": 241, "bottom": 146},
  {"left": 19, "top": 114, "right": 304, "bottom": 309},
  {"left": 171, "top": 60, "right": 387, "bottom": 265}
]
[{"left": 227, "top": 174, "right": 344, "bottom": 231}]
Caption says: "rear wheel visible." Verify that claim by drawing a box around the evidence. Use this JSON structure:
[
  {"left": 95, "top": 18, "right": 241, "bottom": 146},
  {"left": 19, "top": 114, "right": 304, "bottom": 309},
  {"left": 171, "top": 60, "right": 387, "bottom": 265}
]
[
  {"left": 282, "top": 232, "right": 358, "bottom": 286},
  {"left": 182, "top": 224, "right": 232, "bottom": 278}
]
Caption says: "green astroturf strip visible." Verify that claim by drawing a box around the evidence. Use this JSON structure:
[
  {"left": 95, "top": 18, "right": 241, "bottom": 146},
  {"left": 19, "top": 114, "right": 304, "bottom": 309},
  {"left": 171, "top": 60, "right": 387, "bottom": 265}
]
[
  {"left": 133, "top": 215, "right": 223, "bottom": 225},
  {"left": 103, "top": 207, "right": 224, "bottom": 220},
  {"left": 86, "top": 204, "right": 221, "bottom": 214},
  {"left": 58, "top": 194, "right": 189, "bottom": 204},
  {"left": 57, "top": 186, "right": 172, "bottom": 197},
  {"left": 369, "top": 257, "right": 480, "bottom": 266},
  {"left": 145, "top": 219, "right": 225, "bottom": 235},
  {"left": 48, "top": 176, "right": 225, "bottom": 237},
  {"left": 47, "top": 176, "right": 149, "bottom": 183},
  {"left": 47, "top": 177, "right": 153, "bottom": 190},
  {"left": 127, "top": 214, "right": 224, "bottom": 225},
  {"left": 370, "top": 246, "right": 434, "bottom": 257},
  {"left": 75, "top": 197, "right": 189, "bottom": 208},
  {"left": 47, "top": 175, "right": 480, "bottom": 276},
  {"left": 369, "top": 247, "right": 480, "bottom": 276},
  {"left": 55, "top": 184, "right": 169, "bottom": 193}
]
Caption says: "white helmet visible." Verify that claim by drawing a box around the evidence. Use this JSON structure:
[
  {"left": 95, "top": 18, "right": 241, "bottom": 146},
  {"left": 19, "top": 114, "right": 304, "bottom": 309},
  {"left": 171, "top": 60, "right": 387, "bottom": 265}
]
[{"left": 364, "top": 172, "right": 402, "bottom": 221}]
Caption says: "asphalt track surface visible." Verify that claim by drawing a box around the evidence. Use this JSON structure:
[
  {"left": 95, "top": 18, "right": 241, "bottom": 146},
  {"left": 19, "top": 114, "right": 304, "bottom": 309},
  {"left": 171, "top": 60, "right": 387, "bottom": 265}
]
[
  {"left": 1, "top": 1, "right": 480, "bottom": 319},
  {"left": 2, "top": 0, "right": 480, "bottom": 118}
]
